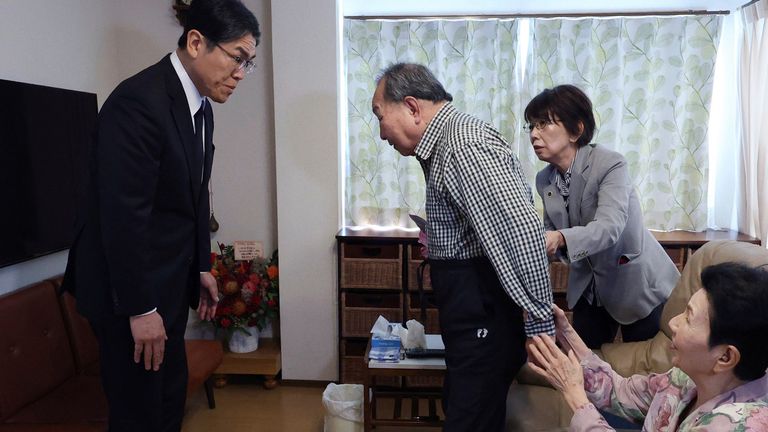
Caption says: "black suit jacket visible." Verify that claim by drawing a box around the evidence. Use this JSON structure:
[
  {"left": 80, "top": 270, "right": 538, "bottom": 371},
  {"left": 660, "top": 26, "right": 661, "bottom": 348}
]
[{"left": 63, "top": 55, "right": 214, "bottom": 320}]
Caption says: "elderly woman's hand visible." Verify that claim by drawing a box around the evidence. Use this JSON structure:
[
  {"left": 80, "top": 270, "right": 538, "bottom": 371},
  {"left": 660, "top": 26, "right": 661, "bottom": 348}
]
[
  {"left": 551, "top": 305, "right": 592, "bottom": 360},
  {"left": 527, "top": 334, "right": 591, "bottom": 411}
]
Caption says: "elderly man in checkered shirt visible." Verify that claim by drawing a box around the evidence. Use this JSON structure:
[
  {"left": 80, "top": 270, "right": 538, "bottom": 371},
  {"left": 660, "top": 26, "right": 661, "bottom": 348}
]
[{"left": 371, "top": 63, "right": 554, "bottom": 432}]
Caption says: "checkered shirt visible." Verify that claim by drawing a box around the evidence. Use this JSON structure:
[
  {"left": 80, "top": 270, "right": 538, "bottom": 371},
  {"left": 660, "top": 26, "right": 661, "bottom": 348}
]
[{"left": 414, "top": 103, "right": 554, "bottom": 336}]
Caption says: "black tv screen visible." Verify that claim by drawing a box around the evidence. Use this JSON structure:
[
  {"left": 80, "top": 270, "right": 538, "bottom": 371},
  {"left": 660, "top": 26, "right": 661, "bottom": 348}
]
[{"left": 0, "top": 79, "right": 97, "bottom": 268}]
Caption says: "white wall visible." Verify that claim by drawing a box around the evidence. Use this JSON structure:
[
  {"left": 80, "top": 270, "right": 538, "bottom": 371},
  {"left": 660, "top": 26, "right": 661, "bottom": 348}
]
[
  {"left": 0, "top": 0, "right": 118, "bottom": 295},
  {"left": 272, "top": 0, "right": 340, "bottom": 380},
  {"left": 0, "top": 1, "right": 277, "bottom": 306}
]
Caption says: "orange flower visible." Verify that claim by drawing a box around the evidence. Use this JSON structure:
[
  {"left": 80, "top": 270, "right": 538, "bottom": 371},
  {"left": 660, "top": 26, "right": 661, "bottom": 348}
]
[
  {"left": 222, "top": 280, "right": 240, "bottom": 296},
  {"left": 267, "top": 265, "right": 278, "bottom": 279},
  {"left": 231, "top": 299, "right": 247, "bottom": 317}
]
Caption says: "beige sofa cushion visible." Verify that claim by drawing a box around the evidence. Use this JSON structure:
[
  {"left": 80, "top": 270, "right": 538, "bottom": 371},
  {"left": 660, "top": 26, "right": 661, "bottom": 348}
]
[{"left": 600, "top": 240, "right": 768, "bottom": 376}]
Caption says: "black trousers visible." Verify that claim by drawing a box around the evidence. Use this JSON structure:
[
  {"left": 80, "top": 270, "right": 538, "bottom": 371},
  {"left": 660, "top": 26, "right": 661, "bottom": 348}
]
[
  {"left": 430, "top": 257, "right": 526, "bottom": 432},
  {"left": 572, "top": 295, "right": 665, "bottom": 349},
  {"left": 90, "top": 301, "right": 189, "bottom": 432}
]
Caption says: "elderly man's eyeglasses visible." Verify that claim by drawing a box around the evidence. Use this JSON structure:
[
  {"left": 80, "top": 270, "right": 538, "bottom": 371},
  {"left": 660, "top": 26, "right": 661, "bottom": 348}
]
[
  {"left": 523, "top": 119, "right": 555, "bottom": 133},
  {"left": 214, "top": 43, "right": 256, "bottom": 75}
]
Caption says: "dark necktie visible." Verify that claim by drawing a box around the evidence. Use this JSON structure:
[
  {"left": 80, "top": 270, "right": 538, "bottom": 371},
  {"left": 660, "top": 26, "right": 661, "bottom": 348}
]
[
  {"left": 203, "top": 100, "right": 213, "bottom": 164},
  {"left": 193, "top": 102, "right": 205, "bottom": 183}
]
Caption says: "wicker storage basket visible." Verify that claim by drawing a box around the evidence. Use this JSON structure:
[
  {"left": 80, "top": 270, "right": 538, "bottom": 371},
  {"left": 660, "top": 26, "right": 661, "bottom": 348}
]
[
  {"left": 407, "top": 245, "right": 432, "bottom": 291},
  {"left": 341, "top": 243, "right": 402, "bottom": 289},
  {"left": 340, "top": 356, "right": 366, "bottom": 384},
  {"left": 406, "top": 293, "right": 440, "bottom": 334},
  {"left": 549, "top": 261, "right": 570, "bottom": 293},
  {"left": 405, "top": 375, "right": 444, "bottom": 388},
  {"left": 340, "top": 339, "right": 366, "bottom": 384},
  {"left": 341, "top": 292, "right": 403, "bottom": 338}
]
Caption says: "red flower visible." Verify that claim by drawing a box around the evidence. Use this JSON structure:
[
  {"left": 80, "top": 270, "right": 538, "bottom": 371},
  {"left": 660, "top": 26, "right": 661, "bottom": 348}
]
[
  {"left": 267, "top": 299, "right": 277, "bottom": 308},
  {"left": 242, "top": 281, "right": 256, "bottom": 294},
  {"left": 210, "top": 252, "right": 217, "bottom": 265},
  {"left": 220, "top": 318, "right": 232, "bottom": 328},
  {"left": 252, "top": 296, "right": 262, "bottom": 306},
  {"left": 249, "top": 273, "right": 261, "bottom": 285}
]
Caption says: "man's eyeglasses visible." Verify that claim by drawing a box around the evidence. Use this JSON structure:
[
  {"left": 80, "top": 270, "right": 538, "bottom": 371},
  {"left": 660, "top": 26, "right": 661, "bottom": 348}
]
[
  {"left": 522, "top": 119, "right": 555, "bottom": 133},
  {"left": 214, "top": 43, "right": 256, "bottom": 75}
]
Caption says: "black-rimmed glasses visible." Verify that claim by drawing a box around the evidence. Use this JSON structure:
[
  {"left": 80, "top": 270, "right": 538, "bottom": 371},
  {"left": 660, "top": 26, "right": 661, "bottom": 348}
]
[
  {"left": 214, "top": 42, "right": 257, "bottom": 75},
  {"left": 522, "top": 118, "right": 556, "bottom": 133}
]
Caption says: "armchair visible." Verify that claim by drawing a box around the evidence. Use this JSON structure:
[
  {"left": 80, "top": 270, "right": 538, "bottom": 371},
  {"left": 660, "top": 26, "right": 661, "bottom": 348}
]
[
  {"left": 506, "top": 240, "right": 768, "bottom": 431},
  {"left": 599, "top": 240, "right": 768, "bottom": 377}
]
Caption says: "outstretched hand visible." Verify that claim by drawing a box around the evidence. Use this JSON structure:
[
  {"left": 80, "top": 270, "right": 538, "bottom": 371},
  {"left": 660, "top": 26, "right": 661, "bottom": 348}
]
[
  {"left": 551, "top": 305, "right": 591, "bottom": 359},
  {"left": 526, "top": 334, "right": 590, "bottom": 411}
]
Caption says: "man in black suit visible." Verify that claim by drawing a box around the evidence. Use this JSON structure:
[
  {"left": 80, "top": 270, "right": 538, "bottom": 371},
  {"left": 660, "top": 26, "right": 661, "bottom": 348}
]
[{"left": 62, "top": 1, "right": 260, "bottom": 430}]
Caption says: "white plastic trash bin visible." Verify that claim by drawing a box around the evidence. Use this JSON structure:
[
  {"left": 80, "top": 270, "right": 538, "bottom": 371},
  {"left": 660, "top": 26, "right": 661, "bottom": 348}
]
[{"left": 322, "top": 383, "right": 364, "bottom": 432}]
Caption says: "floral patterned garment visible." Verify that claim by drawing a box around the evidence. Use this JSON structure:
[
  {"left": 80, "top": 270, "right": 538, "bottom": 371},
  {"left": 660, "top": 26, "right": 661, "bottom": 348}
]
[{"left": 570, "top": 353, "right": 768, "bottom": 431}]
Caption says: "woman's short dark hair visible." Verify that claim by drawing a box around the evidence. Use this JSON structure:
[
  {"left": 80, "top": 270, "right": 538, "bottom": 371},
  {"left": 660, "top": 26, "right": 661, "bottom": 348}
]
[
  {"left": 701, "top": 262, "right": 768, "bottom": 381},
  {"left": 377, "top": 63, "right": 453, "bottom": 103},
  {"left": 175, "top": 0, "right": 261, "bottom": 48},
  {"left": 524, "top": 84, "right": 595, "bottom": 147}
]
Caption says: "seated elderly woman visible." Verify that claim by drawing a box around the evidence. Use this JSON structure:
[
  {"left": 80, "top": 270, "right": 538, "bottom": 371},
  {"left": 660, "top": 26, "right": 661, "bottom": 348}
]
[{"left": 528, "top": 262, "right": 768, "bottom": 431}]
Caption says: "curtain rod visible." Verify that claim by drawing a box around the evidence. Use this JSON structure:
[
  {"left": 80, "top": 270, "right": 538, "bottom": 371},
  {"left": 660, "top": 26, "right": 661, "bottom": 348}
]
[{"left": 345, "top": 10, "right": 730, "bottom": 20}]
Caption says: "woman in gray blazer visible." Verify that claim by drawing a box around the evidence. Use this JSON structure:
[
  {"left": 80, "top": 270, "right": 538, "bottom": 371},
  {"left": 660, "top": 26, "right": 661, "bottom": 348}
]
[{"left": 525, "top": 85, "right": 679, "bottom": 348}]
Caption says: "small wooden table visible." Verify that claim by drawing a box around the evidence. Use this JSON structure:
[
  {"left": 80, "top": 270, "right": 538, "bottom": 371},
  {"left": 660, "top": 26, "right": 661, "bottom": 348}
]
[
  {"left": 214, "top": 338, "right": 281, "bottom": 389},
  {"left": 364, "top": 335, "right": 446, "bottom": 431}
]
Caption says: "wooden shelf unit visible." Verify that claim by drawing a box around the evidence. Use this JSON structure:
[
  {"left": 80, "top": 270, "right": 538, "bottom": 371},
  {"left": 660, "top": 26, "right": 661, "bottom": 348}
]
[{"left": 335, "top": 228, "right": 760, "bottom": 384}]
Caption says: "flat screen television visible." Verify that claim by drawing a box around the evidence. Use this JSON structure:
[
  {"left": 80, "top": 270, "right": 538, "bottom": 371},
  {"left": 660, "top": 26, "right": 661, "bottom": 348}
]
[{"left": 0, "top": 79, "right": 97, "bottom": 268}]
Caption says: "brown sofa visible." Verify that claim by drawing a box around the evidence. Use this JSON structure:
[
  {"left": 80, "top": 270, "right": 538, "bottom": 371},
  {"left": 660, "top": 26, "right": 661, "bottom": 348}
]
[
  {"left": 0, "top": 280, "right": 107, "bottom": 431},
  {"left": 505, "top": 240, "right": 768, "bottom": 431},
  {"left": 0, "top": 278, "right": 224, "bottom": 431}
]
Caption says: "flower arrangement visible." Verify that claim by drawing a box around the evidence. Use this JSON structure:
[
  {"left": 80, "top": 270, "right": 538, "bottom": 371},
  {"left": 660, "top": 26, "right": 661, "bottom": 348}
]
[{"left": 209, "top": 243, "right": 279, "bottom": 335}]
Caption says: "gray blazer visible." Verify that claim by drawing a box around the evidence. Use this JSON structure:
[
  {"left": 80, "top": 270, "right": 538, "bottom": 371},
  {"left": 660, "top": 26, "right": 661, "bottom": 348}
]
[{"left": 535, "top": 144, "right": 678, "bottom": 324}]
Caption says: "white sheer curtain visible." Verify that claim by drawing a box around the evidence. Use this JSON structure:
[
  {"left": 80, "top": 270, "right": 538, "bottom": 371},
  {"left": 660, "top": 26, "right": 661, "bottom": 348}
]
[
  {"left": 707, "top": 12, "right": 742, "bottom": 231},
  {"left": 737, "top": 0, "right": 768, "bottom": 245}
]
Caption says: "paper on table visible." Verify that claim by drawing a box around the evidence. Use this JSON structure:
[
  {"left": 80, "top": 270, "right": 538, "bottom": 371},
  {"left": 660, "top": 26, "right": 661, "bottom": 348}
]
[{"left": 403, "top": 319, "right": 427, "bottom": 349}]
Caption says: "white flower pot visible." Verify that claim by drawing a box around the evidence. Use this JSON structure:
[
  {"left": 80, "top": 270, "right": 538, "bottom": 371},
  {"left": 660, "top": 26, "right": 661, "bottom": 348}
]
[{"left": 228, "top": 326, "right": 260, "bottom": 353}]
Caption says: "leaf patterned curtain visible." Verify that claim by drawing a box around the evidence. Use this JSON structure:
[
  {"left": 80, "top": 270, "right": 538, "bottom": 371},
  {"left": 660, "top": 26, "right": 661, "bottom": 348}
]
[
  {"left": 344, "top": 19, "right": 525, "bottom": 227},
  {"left": 343, "top": 16, "right": 721, "bottom": 230},
  {"left": 529, "top": 16, "right": 721, "bottom": 230}
]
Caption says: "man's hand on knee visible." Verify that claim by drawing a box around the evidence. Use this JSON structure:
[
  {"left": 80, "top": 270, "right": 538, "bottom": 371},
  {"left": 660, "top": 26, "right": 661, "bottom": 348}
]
[{"left": 129, "top": 311, "right": 167, "bottom": 371}]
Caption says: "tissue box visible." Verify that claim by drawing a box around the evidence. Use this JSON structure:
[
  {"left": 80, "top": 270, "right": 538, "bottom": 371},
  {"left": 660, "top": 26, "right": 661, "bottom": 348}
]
[
  {"left": 370, "top": 336, "right": 401, "bottom": 362},
  {"left": 372, "top": 335, "right": 401, "bottom": 349}
]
